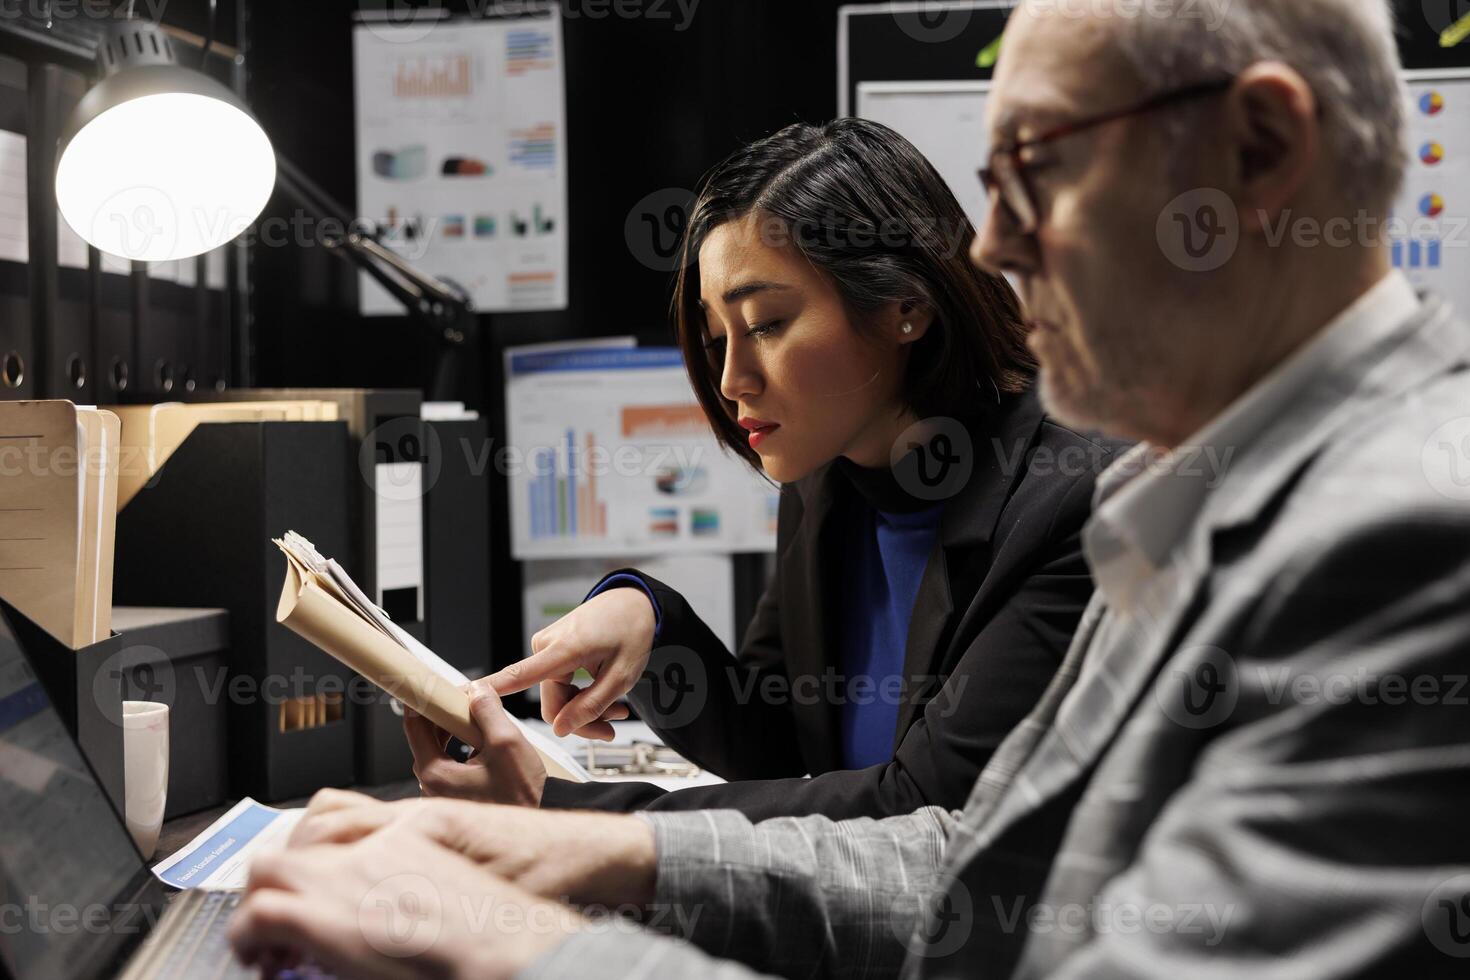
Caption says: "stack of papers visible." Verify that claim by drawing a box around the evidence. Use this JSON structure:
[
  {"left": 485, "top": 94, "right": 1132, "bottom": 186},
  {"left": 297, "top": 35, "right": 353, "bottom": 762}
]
[
  {"left": 112, "top": 401, "right": 340, "bottom": 509},
  {"left": 0, "top": 401, "right": 120, "bottom": 648},
  {"left": 152, "top": 798, "right": 304, "bottom": 890},
  {"left": 274, "top": 531, "right": 589, "bottom": 783}
]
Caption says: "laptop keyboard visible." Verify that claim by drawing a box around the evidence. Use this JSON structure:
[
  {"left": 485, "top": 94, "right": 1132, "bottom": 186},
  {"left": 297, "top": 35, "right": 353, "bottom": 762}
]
[
  {"left": 117, "top": 888, "right": 248, "bottom": 979},
  {"left": 155, "top": 890, "right": 249, "bottom": 979},
  {"left": 121, "top": 887, "right": 337, "bottom": 979}
]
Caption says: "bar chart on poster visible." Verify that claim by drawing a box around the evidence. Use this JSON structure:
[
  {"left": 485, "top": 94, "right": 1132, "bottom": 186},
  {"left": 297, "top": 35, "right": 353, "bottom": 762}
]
[
  {"left": 1393, "top": 72, "right": 1470, "bottom": 319},
  {"left": 353, "top": 11, "right": 568, "bottom": 313},
  {"left": 505, "top": 346, "right": 779, "bottom": 560}
]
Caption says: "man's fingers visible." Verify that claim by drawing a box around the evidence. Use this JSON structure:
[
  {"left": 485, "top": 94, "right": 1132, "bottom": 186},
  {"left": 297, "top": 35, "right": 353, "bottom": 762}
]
[
  {"left": 487, "top": 644, "right": 585, "bottom": 695},
  {"left": 301, "top": 787, "right": 378, "bottom": 820},
  {"left": 289, "top": 807, "right": 394, "bottom": 849},
  {"left": 229, "top": 888, "right": 356, "bottom": 977}
]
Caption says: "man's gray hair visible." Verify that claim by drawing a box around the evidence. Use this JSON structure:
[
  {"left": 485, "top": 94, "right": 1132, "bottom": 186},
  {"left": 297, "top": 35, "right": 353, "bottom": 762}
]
[{"left": 1111, "top": 0, "right": 1407, "bottom": 210}]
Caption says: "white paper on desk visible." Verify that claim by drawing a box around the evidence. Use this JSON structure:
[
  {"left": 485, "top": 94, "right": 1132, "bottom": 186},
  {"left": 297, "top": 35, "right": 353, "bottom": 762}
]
[
  {"left": 521, "top": 720, "right": 728, "bottom": 792},
  {"left": 151, "top": 798, "right": 304, "bottom": 890}
]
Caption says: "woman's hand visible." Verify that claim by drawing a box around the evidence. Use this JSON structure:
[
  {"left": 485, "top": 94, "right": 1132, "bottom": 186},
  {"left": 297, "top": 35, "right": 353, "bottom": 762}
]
[
  {"left": 403, "top": 678, "right": 547, "bottom": 806},
  {"left": 487, "top": 587, "right": 654, "bottom": 740},
  {"left": 287, "top": 789, "right": 658, "bottom": 909},
  {"left": 229, "top": 822, "right": 584, "bottom": 980}
]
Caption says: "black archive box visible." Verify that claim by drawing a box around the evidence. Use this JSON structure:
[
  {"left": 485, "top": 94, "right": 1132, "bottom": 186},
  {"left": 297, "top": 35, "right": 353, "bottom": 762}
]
[
  {"left": 424, "top": 416, "right": 492, "bottom": 676},
  {"left": 111, "top": 607, "right": 232, "bottom": 820},
  {"left": 3, "top": 597, "right": 126, "bottom": 816},
  {"left": 113, "top": 420, "right": 357, "bottom": 802},
  {"left": 186, "top": 389, "right": 441, "bottom": 786}
]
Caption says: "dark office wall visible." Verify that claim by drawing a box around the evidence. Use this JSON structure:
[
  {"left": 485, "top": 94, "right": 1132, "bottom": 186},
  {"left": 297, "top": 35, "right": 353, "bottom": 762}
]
[
  {"left": 244, "top": 0, "right": 887, "bottom": 383},
  {"left": 241, "top": 0, "right": 886, "bottom": 673}
]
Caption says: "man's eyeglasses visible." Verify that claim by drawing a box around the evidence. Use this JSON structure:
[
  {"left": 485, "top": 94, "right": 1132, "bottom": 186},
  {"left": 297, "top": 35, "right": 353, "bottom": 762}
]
[{"left": 978, "top": 78, "right": 1235, "bottom": 235}]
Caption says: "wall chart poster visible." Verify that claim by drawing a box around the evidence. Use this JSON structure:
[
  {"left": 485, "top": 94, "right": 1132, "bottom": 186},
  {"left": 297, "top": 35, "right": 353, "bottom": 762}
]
[
  {"left": 1393, "top": 72, "right": 1470, "bottom": 321},
  {"left": 354, "top": 13, "right": 568, "bottom": 314},
  {"left": 505, "top": 345, "right": 780, "bottom": 561}
]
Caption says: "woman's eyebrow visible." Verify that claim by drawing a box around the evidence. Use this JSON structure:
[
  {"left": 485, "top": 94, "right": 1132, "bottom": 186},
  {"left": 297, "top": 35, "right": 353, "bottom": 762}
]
[{"left": 700, "top": 281, "right": 794, "bottom": 308}]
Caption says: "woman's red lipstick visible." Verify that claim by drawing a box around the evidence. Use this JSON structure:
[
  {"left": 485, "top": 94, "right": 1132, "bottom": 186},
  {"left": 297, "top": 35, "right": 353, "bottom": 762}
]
[{"left": 739, "top": 416, "right": 781, "bottom": 449}]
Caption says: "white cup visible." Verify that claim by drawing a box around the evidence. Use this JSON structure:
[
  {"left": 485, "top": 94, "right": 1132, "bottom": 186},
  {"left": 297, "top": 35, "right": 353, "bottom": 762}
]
[{"left": 122, "top": 701, "right": 170, "bottom": 860}]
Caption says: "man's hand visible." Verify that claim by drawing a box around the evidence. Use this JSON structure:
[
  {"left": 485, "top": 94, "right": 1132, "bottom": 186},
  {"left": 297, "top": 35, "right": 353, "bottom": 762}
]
[
  {"left": 403, "top": 678, "right": 547, "bottom": 806},
  {"left": 289, "top": 789, "right": 658, "bottom": 909},
  {"left": 229, "top": 823, "right": 584, "bottom": 980}
]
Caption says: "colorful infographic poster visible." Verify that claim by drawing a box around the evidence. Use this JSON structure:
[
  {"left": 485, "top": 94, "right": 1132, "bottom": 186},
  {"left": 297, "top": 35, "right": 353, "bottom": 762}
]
[{"left": 354, "top": 13, "right": 568, "bottom": 313}]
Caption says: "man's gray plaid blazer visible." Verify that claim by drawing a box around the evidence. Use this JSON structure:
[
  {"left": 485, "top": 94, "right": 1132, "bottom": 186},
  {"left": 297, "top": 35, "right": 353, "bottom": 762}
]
[{"left": 523, "top": 291, "right": 1470, "bottom": 979}]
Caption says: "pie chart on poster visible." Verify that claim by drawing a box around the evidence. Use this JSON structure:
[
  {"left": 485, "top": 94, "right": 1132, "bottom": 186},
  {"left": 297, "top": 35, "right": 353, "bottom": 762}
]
[
  {"left": 1420, "top": 91, "right": 1445, "bottom": 116},
  {"left": 1421, "top": 193, "right": 1446, "bottom": 218},
  {"left": 1421, "top": 141, "right": 1446, "bottom": 166}
]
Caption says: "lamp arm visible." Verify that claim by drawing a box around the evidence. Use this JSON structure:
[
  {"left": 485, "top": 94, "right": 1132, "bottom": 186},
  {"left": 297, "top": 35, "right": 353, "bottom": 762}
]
[
  {"left": 272, "top": 155, "right": 469, "bottom": 313},
  {"left": 272, "top": 153, "right": 480, "bottom": 403}
]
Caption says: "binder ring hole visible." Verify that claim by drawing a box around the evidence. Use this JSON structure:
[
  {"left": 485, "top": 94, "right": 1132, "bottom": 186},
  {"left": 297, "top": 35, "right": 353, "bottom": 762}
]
[
  {"left": 111, "top": 357, "right": 129, "bottom": 392},
  {"left": 154, "top": 359, "right": 174, "bottom": 394},
  {"left": 210, "top": 376, "right": 227, "bottom": 392},
  {"left": 66, "top": 354, "right": 86, "bottom": 390},
  {"left": 182, "top": 366, "right": 196, "bottom": 393},
  {"left": 1, "top": 351, "right": 24, "bottom": 389}
]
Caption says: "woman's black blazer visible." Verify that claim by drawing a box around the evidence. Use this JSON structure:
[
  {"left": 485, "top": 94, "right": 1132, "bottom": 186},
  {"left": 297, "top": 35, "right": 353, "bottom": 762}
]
[{"left": 540, "top": 388, "right": 1123, "bottom": 821}]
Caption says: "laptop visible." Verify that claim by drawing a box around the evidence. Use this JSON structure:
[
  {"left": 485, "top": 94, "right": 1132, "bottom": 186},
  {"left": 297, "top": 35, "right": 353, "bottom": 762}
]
[{"left": 0, "top": 601, "right": 271, "bottom": 980}]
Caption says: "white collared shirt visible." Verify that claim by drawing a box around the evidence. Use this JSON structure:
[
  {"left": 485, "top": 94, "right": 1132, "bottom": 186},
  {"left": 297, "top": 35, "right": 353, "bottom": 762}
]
[{"left": 1083, "top": 270, "right": 1422, "bottom": 614}]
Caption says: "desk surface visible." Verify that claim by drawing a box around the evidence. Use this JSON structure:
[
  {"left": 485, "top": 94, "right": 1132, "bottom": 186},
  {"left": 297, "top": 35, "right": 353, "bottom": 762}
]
[{"left": 156, "top": 780, "right": 421, "bottom": 864}]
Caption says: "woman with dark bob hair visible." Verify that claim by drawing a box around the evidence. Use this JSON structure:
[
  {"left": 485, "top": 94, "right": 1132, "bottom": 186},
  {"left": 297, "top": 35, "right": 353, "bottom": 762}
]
[{"left": 404, "top": 118, "right": 1122, "bottom": 821}]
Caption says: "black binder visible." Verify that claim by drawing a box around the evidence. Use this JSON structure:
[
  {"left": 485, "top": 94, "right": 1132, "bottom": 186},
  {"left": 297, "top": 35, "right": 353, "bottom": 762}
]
[
  {"left": 0, "top": 58, "right": 33, "bottom": 401},
  {"left": 96, "top": 268, "right": 136, "bottom": 397},
  {"left": 114, "top": 420, "right": 358, "bottom": 802},
  {"left": 138, "top": 273, "right": 198, "bottom": 397}
]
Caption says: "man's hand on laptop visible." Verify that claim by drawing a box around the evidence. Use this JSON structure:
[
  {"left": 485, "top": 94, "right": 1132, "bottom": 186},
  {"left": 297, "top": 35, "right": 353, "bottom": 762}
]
[
  {"left": 286, "top": 789, "right": 657, "bottom": 910},
  {"left": 402, "top": 678, "right": 549, "bottom": 806},
  {"left": 229, "top": 820, "right": 584, "bottom": 980}
]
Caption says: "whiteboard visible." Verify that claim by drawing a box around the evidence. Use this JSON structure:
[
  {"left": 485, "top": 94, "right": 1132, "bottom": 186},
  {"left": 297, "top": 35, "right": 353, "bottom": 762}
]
[{"left": 856, "top": 79, "right": 992, "bottom": 234}]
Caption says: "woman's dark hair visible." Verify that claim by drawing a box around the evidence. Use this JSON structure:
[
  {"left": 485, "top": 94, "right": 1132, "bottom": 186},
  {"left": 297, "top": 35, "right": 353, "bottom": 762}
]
[{"left": 672, "top": 117, "right": 1034, "bottom": 469}]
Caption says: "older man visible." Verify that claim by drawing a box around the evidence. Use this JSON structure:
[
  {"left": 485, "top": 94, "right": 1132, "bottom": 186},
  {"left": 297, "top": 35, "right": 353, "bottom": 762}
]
[{"left": 230, "top": 1, "right": 1470, "bottom": 977}]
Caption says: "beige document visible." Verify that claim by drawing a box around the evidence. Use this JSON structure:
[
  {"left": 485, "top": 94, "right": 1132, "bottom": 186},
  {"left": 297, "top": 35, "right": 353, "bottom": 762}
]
[
  {"left": 0, "top": 402, "right": 119, "bottom": 647},
  {"left": 0, "top": 401, "right": 82, "bottom": 646},
  {"left": 74, "top": 409, "right": 101, "bottom": 646},
  {"left": 113, "top": 401, "right": 341, "bottom": 509},
  {"left": 274, "top": 532, "right": 589, "bottom": 783},
  {"left": 77, "top": 409, "right": 120, "bottom": 645}
]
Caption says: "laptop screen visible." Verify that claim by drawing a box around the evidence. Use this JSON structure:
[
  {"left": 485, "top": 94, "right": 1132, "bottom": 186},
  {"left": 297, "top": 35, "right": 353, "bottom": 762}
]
[{"left": 0, "top": 607, "right": 166, "bottom": 980}]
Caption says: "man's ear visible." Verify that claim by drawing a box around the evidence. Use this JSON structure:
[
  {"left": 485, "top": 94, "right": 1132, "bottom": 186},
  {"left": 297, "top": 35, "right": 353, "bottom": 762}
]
[
  {"left": 1225, "top": 62, "right": 1321, "bottom": 234},
  {"left": 892, "top": 300, "right": 937, "bottom": 345}
]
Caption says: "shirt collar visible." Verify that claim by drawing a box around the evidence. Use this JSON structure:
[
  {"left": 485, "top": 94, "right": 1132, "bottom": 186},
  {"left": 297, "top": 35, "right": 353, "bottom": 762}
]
[{"left": 1084, "top": 270, "right": 1422, "bottom": 611}]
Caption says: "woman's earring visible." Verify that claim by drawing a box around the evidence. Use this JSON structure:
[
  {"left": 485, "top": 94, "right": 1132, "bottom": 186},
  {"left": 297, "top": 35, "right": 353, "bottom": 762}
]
[{"left": 901, "top": 322, "right": 914, "bottom": 335}]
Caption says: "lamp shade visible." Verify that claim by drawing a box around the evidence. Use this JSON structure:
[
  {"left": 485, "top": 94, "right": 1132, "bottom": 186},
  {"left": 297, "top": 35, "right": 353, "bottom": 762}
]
[{"left": 55, "top": 20, "right": 275, "bottom": 263}]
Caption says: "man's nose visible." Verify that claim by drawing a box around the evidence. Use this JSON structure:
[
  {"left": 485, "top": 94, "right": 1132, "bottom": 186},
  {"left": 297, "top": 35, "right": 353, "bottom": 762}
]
[{"left": 971, "top": 202, "right": 1036, "bottom": 279}]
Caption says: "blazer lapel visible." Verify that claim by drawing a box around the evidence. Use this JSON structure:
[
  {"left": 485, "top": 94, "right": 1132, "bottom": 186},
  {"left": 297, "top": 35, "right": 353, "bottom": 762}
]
[
  {"left": 780, "top": 464, "right": 846, "bottom": 772},
  {"left": 955, "top": 525, "right": 1213, "bottom": 862},
  {"left": 892, "top": 393, "right": 1047, "bottom": 740}
]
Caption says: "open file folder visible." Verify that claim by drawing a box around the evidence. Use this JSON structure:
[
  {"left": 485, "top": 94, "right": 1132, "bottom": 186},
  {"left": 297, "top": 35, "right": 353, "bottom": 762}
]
[
  {"left": 0, "top": 400, "right": 120, "bottom": 649},
  {"left": 274, "top": 531, "right": 589, "bottom": 783},
  {"left": 113, "top": 401, "right": 341, "bottom": 510}
]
